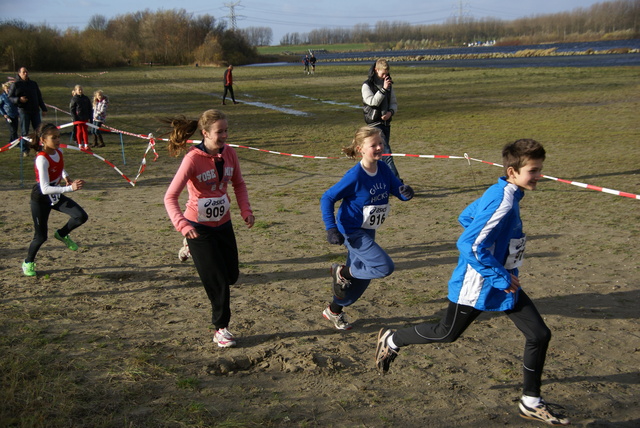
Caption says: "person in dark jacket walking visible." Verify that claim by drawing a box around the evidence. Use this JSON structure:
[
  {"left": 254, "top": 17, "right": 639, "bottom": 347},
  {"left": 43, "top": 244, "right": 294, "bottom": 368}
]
[
  {"left": 69, "top": 85, "right": 93, "bottom": 149},
  {"left": 222, "top": 65, "right": 239, "bottom": 105},
  {"left": 8, "top": 67, "right": 48, "bottom": 156}
]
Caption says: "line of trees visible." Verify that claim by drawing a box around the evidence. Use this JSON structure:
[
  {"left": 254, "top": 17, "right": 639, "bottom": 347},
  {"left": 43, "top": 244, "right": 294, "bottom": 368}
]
[
  {"left": 0, "top": 9, "right": 258, "bottom": 71},
  {"left": 239, "top": 27, "right": 273, "bottom": 47},
  {"left": 1, "top": 1, "right": 637, "bottom": 71},
  {"left": 280, "top": 0, "right": 640, "bottom": 46}
]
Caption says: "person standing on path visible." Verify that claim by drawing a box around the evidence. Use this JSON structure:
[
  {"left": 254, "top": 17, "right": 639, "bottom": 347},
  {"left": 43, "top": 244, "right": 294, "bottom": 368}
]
[
  {"left": 0, "top": 82, "right": 19, "bottom": 145},
  {"left": 8, "top": 67, "right": 48, "bottom": 156},
  {"left": 91, "top": 90, "right": 108, "bottom": 148},
  {"left": 222, "top": 65, "right": 239, "bottom": 105},
  {"left": 362, "top": 59, "right": 400, "bottom": 180},
  {"left": 69, "top": 85, "right": 93, "bottom": 150},
  {"left": 310, "top": 53, "right": 317, "bottom": 74}
]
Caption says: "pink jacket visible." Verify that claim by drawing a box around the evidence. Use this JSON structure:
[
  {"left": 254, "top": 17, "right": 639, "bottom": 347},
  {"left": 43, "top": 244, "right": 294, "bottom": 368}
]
[{"left": 164, "top": 144, "right": 252, "bottom": 236}]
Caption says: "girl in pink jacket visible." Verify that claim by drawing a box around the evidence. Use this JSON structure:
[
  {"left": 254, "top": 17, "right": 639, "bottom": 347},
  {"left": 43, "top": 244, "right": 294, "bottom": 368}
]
[{"left": 163, "top": 109, "right": 255, "bottom": 348}]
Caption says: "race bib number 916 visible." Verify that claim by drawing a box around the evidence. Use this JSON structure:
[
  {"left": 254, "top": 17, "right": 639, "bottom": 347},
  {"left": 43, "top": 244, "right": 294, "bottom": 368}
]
[
  {"left": 361, "top": 204, "right": 390, "bottom": 229},
  {"left": 197, "top": 196, "right": 230, "bottom": 222}
]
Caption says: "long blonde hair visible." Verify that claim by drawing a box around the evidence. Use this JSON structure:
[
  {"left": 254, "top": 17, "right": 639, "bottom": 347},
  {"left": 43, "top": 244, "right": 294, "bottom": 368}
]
[
  {"left": 342, "top": 126, "right": 383, "bottom": 159},
  {"left": 93, "top": 90, "right": 106, "bottom": 107},
  {"left": 162, "top": 109, "right": 227, "bottom": 157}
]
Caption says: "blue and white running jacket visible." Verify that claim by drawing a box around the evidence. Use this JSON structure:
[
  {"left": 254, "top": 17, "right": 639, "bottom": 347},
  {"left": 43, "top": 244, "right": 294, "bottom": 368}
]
[{"left": 448, "top": 177, "right": 526, "bottom": 311}]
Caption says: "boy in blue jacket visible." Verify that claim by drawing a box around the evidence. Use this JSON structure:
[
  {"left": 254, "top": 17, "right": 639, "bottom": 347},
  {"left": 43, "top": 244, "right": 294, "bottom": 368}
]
[{"left": 375, "top": 139, "right": 570, "bottom": 426}]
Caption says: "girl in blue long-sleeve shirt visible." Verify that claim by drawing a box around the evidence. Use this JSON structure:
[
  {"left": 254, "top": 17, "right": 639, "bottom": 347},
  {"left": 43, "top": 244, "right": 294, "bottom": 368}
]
[{"left": 320, "top": 126, "right": 414, "bottom": 330}]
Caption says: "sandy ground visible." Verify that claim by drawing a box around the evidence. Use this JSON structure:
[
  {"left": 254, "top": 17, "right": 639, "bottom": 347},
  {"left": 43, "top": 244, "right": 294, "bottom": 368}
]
[{"left": 1, "top": 138, "right": 639, "bottom": 427}]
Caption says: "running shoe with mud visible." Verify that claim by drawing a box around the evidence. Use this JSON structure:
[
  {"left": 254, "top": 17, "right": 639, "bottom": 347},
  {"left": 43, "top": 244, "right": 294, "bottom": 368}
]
[
  {"left": 375, "top": 328, "right": 398, "bottom": 374},
  {"left": 54, "top": 231, "right": 78, "bottom": 251},
  {"left": 22, "top": 261, "right": 36, "bottom": 277},
  {"left": 330, "top": 263, "right": 351, "bottom": 299},
  {"left": 519, "top": 398, "right": 570, "bottom": 425},
  {"left": 213, "top": 328, "right": 236, "bottom": 348}
]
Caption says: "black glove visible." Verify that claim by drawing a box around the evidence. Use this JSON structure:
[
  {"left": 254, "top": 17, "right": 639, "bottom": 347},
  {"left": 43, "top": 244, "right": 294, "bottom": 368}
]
[
  {"left": 326, "top": 227, "right": 344, "bottom": 245},
  {"left": 399, "top": 184, "right": 414, "bottom": 200}
]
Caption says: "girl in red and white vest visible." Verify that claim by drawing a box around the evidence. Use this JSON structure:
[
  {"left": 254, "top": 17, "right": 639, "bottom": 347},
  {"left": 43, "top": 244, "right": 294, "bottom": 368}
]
[{"left": 22, "top": 123, "right": 88, "bottom": 277}]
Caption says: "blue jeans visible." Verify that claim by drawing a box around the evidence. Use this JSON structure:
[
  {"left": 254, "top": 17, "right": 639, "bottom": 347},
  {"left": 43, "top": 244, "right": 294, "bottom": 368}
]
[
  {"left": 5, "top": 116, "right": 18, "bottom": 143},
  {"left": 375, "top": 123, "right": 400, "bottom": 179},
  {"left": 334, "top": 228, "right": 394, "bottom": 307},
  {"left": 92, "top": 120, "right": 103, "bottom": 135},
  {"left": 19, "top": 110, "right": 41, "bottom": 153}
]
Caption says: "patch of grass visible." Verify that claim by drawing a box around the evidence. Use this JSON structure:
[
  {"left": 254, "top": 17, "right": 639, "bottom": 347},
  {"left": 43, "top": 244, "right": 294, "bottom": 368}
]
[
  {"left": 252, "top": 220, "right": 272, "bottom": 229},
  {"left": 176, "top": 376, "right": 200, "bottom": 390}
]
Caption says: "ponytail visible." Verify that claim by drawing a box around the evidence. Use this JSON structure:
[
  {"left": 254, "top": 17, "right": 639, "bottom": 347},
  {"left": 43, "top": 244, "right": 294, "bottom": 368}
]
[
  {"left": 161, "top": 116, "right": 199, "bottom": 157},
  {"left": 161, "top": 109, "right": 227, "bottom": 158},
  {"left": 29, "top": 123, "right": 59, "bottom": 152},
  {"left": 342, "top": 125, "right": 383, "bottom": 159}
]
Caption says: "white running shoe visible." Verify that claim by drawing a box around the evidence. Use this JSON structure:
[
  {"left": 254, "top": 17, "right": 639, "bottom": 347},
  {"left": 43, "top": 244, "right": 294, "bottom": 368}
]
[
  {"left": 322, "top": 305, "right": 352, "bottom": 330},
  {"left": 519, "top": 398, "right": 570, "bottom": 425},
  {"left": 213, "top": 328, "right": 236, "bottom": 348}
]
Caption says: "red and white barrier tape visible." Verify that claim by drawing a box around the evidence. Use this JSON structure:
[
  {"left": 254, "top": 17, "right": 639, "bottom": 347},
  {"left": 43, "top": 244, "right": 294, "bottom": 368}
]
[
  {"left": 2, "top": 108, "right": 636, "bottom": 199},
  {"left": 58, "top": 143, "right": 135, "bottom": 186},
  {"left": 133, "top": 135, "right": 159, "bottom": 184},
  {"left": 53, "top": 71, "right": 109, "bottom": 78},
  {"left": 229, "top": 143, "right": 339, "bottom": 159},
  {"left": 0, "top": 138, "right": 22, "bottom": 153},
  {"left": 0, "top": 126, "right": 135, "bottom": 186},
  {"left": 44, "top": 103, "right": 72, "bottom": 116},
  {"left": 455, "top": 153, "right": 639, "bottom": 200}
]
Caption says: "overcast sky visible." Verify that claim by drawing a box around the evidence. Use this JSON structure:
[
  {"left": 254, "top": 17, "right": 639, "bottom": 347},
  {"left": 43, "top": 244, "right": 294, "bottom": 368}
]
[{"left": 5, "top": 0, "right": 607, "bottom": 45}]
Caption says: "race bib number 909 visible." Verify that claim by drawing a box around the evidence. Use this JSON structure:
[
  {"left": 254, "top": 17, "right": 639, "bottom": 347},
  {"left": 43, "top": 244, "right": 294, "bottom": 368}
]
[
  {"left": 197, "top": 196, "right": 230, "bottom": 222},
  {"left": 361, "top": 204, "right": 390, "bottom": 229}
]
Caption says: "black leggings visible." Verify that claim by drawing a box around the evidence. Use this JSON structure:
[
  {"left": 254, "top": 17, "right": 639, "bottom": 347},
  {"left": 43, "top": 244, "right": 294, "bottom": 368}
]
[
  {"left": 187, "top": 221, "right": 239, "bottom": 330},
  {"left": 26, "top": 194, "right": 88, "bottom": 262},
  {"left": 223, "top": 85, "right": 236, "bottom": 102},
  {"left": 393, "top": 290, "right": 551, "bottom": 397}
]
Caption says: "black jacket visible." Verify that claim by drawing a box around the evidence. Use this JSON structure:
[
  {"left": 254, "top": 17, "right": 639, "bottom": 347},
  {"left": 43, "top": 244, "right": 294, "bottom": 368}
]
[
  {"left": 8, "top": 77, "right": 47, "bottom": 114},
  {"left": 69, "top": 94, "right": 93, "bottom": 122}
]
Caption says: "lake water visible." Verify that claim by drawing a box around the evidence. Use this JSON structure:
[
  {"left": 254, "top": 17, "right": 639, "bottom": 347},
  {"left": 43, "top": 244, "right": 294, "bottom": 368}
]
[{"left": 251, "top": 39, "right": 640, "bottom": 68}]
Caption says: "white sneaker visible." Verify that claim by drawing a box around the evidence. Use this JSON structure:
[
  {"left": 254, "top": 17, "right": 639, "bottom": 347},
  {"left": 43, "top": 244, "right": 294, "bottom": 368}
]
[
  {"left": 519, "top": 398, "right": 570, "bottom": 425},
  {"left": 213, "top": 328, "right": 236, "bottom": 348},
  {"left": 178, "top": 237, "right": 190, "bottom": 261},
  {"left": 322, "top": 305, "right": 352, "bottom": 330}
]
